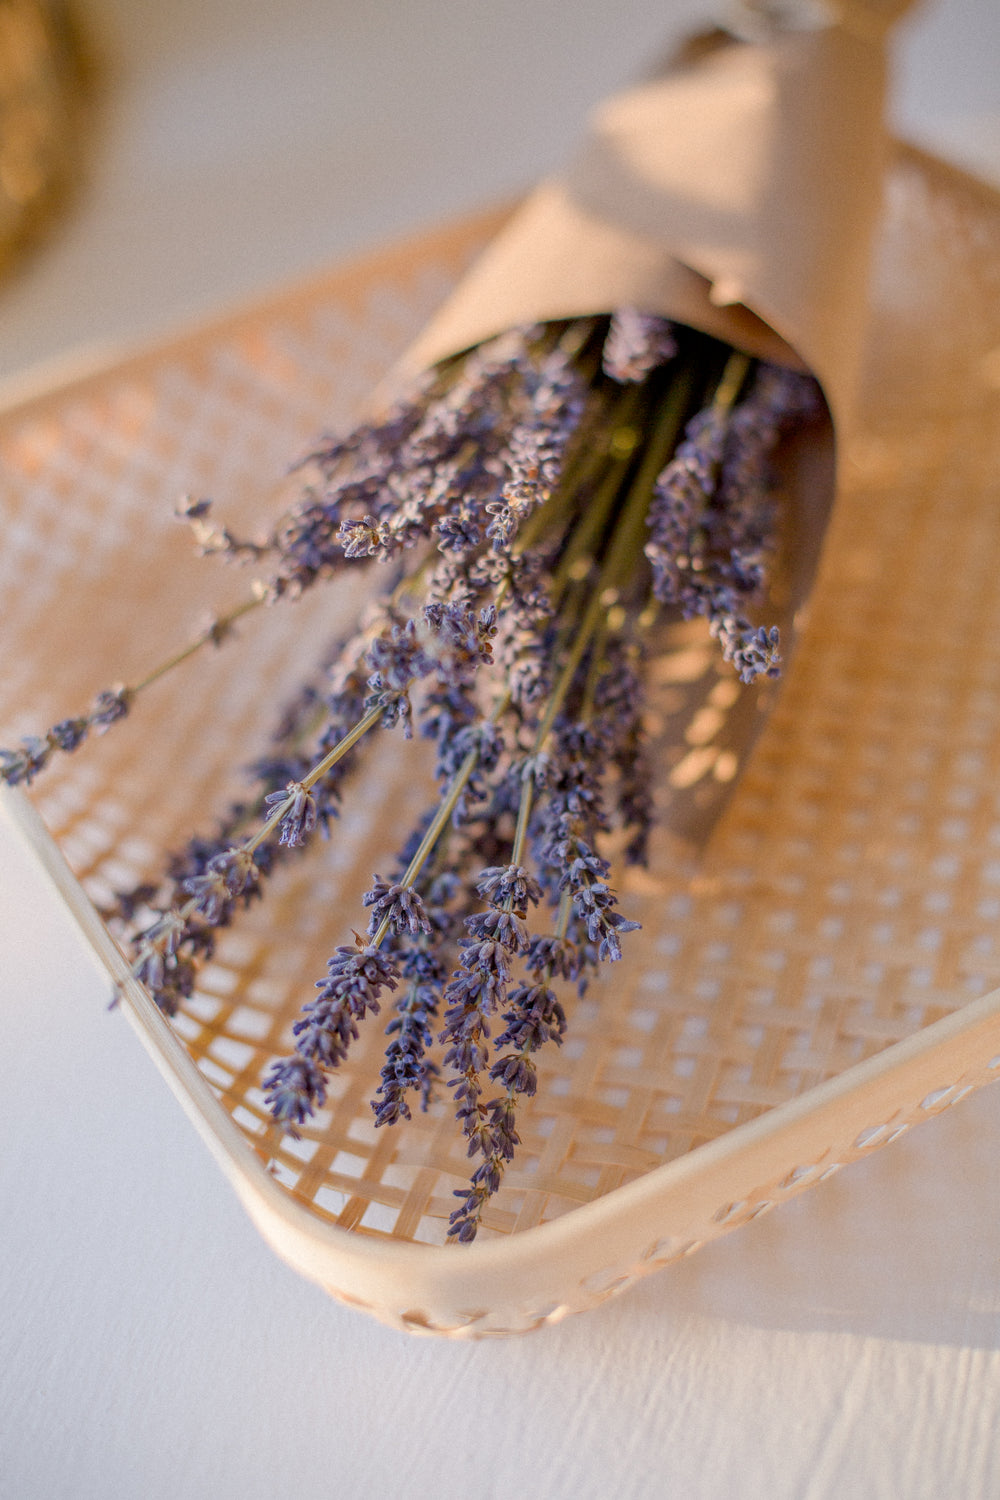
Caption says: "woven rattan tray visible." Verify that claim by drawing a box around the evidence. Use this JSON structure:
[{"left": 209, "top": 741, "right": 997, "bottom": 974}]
[{"left": 4, "top": 142, "right": 1000, "bottom": 1337}]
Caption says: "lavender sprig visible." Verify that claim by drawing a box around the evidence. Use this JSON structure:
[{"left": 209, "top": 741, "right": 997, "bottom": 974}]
[
  {"left": 645, "top": 354, "right": 818, "bottom": 682},
  {"left": 446, "top": 893, "right": 569, "bottom": 1243},
  {"left": 603, "top": 309, "right": 678, "bottom": 383},
  {"left": 265, "top": 939, "right": 399, "bottom": 1133},
  {"left": 3, "top": 313, "right": 824, "bottom": 1242},
  {"left": 0, "top": 593, "right": 264, "bottom": 788}
]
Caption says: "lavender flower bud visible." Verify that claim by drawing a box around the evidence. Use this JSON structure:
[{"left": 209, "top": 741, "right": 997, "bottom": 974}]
[
  {"left": 91, "top": 685, "right": 132, "bottom": 729},
  {"left": 363, "top": 876, "right": 431, "bottom": 937},
  {"left": 602, "top": 309, "right": 678, "bottom": 383},
  {"left": 263, "top": 1054, "right": 328, "bottom": 1133},
  {"left": 0, "top": 736, "right": 50, "bottom": 786},
  {"left": 50, "top": 717, "right": 89, "bottom": 752},
  {"left": 264, "top": 780, "right": 318, "bottom": 847},
  {"left": 475, "top": 864, "right": 543, "bottom": 914}
]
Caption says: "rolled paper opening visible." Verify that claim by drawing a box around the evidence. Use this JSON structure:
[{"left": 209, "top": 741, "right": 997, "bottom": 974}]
[{"left": 387, "top": 7, "right": 916, "bottom": 844}]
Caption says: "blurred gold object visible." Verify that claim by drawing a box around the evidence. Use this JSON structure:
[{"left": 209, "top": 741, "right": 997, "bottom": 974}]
[{"left": 0, "top": 0, "right": 87, "bottom": 275}]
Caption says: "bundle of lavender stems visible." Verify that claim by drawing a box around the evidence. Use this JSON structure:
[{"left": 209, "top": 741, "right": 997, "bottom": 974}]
[{"left": 1, "top": 309, "right": 821, "bottom": 1241}]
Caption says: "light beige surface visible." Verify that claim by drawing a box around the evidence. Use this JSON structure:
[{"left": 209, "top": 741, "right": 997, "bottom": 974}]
[
  {"left": 6, "top": 142, "right": 1000, "bottom": 1340},
  {"left": 3, "top": 0, "right": 1000, "bottom": 1495}
]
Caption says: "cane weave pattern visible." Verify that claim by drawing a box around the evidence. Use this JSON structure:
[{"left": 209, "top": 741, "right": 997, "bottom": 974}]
[{"left": 4, "top": 148, "right": 1000, "bottom": 1250}]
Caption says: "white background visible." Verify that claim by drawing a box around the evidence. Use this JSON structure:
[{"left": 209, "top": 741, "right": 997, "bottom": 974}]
[{"left": 3, "top": 2, "right": 1000, "bottom": 1497}]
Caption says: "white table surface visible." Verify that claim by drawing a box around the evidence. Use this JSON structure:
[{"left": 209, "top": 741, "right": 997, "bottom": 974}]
[{"left": 3, "top": 3, "right": 1000, "bottom": 1497}]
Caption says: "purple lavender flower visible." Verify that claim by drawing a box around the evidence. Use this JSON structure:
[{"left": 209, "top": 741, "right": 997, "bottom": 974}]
[
  {"left": 1, "top": 310, "right": 821, "bottom": 1246},
  {"left": 423, "top": 602, "right": 496, "bottom": 663},
  {"left": 264, "top": 780, "right": 318, "bottom": 848},
  {"left": 372, "top": 979, "right": 442, "bottom": 1125},
  {"left": 266, "top": 944, "right": 400, "bottom": 1119},
  {"left": 91, "top": 685, "right": 132, "bottom": 729},
  {"left": 363, "top": 875, "right": 431, "bottom": 938},
  {"left": 644, "top": 359, "right": 820, "bottom": 685},
  {"left": 525, "top": 932, "right": 585, "bottom": 987},
  {"left": 435, "top": 509, "right": 484, "bottom": 554},
  {"left": 492, "top": 982, "right": 566, "bottom": 1086},
  {"left": 593, "top": 638, "right": 654, "bottom": 864},
  {"left": 439, "top": 892, "right": 524, "bottom": 1102},
  {"left": 475, "top": 864, "right": 542, "bottom": 914},
  {"left": 447, "top": 968, "right": 568, "bottom": 1241},
  {"left": 339, "top": 515, "right": 387, "bottom": 559},
  {"left": 183, "top": 862, "right": 236, "bottom": 926},
  {"left": 130, "top": 909, "right": 199, "bottom": 1015},
  {"left": 266, "top": 389, "right": 433, "bottom": 595},
  {"left": 494, "top": 346, "right": 585, "bottom": 533},
  {"left": 370, "top": 867, "right": 458, "bottom": 1127},
  {"left": 50, "top": 716, "right": 89, "bottom": 752},
  {"left": 0, "top": 736, "right": 50, "bottom": 786},
  {"left": 603, "top": 309, "right": 678, "bottom": 383},
  {"left": 263, "top": 1054, "right": 329, "bottom": 1133}
]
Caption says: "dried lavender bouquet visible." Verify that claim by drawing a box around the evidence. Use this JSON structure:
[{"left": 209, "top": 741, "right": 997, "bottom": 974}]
[
  {"left": 1, "top": 308, "right": 820, "bottom": 1241},
  {"left": 6, "top": 3, "right": 916, "bottom": 1245}
]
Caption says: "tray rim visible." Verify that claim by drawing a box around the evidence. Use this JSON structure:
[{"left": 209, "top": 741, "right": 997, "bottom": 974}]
[
  {"left": 8, "top": 782, "right": 1000, "bottom": 1333},
  {"left": 7, "top": 141, "right": 1000, "bottom": 1332}
]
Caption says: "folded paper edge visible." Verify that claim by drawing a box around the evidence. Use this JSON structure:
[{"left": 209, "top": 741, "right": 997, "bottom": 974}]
[{"left": 393, "top": 19, "right": 895, "bottom": 436}]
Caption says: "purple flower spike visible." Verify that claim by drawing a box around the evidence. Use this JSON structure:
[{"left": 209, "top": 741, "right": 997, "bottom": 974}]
[
  {"left": 475, "top": 864, "right": 543, "bottom": 914},
  {"left": 363, "top": 875, "right": 431, "bottom": 937},
  {"left": 91, "top": 685, "right": 133, "bottom": 729},
  {"left": 2, "top": 308, "right": 816, "bottom": 1245},
  {"left": 263, "top": 1054, "right": 328, "bottom": 1135},
  {"left": 264, "top": 780, "right": 319, "bottom": 848},
  {"left": 288, "top": 942, "right": 399, "bottom": 1076},
  {"left": 603, "top": 309, "right": 678, "bottom": 383}
]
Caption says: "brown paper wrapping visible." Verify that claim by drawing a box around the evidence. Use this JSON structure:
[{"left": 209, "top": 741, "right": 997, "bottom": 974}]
[
  {"left": 399, "top": 1, "right": 917, "bottom": 430},
  {"left": 391, "top": 2, "right": 917, "bottom": 844}
]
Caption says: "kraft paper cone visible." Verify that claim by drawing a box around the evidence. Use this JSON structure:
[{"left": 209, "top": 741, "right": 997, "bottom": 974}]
[
  {"left": 392, "top": 1, "right": 918, "bottom": 844},
  {"left": 399, "top": 1, "right": 916, "bottom": 431}
]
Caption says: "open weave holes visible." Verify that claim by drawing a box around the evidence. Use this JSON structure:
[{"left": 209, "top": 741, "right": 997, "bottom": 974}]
[{"left": 4, "top": 145, "right": 1000, "bottom": 1248}]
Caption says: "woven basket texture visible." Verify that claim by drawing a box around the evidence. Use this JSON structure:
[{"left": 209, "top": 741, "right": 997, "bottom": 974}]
[{"left": 3, "top": 143, "right": 1000, "bottom": 1278}]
